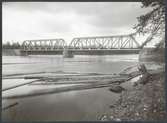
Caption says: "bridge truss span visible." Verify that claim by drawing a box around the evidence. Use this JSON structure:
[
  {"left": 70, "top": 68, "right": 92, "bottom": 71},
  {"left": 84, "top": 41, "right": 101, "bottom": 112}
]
[
  {"left": 22, "top": 39, "right": 66, "bottom": 51},
  {"left": 69, "top": 34, "right": 141, "bottom": 49}
]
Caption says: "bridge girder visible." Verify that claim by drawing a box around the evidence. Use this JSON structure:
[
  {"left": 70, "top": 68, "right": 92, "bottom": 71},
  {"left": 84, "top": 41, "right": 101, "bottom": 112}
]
[
  {"left": 69, "top": 34, "right": 141, "bottom": 49},
  {"left": 22, "top": 39, "right": 66, "bottom": 51}
]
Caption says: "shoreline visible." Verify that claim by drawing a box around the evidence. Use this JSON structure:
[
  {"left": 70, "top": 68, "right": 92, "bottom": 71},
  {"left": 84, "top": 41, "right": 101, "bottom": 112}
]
[{"left": 100, "top": 69, "right": 166, "bottom": 121}]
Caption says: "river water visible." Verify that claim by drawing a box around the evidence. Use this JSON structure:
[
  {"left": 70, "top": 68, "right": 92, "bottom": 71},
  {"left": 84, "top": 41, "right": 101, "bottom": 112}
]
[{"left": 2, "top": 54, "right": 139, "bottom": 121}]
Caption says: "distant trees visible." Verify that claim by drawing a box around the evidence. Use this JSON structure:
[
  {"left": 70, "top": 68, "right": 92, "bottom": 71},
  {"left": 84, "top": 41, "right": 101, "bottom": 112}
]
[
  {"left": 2, "top": 41, "right": 22, "bottom": 49},
  {"left": 134, "top": 0, "right": 165, "bottom": 48}
]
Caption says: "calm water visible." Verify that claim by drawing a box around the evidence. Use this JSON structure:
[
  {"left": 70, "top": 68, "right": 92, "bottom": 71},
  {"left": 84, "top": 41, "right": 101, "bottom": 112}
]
[{"left": 2, "top": 55, "right": 139, "bottom": 121}]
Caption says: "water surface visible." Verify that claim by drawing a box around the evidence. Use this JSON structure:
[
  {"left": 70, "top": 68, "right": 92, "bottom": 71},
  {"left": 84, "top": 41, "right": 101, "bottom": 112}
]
[{"left": 2, "top": 55, "right": 139, "bottom": 121}]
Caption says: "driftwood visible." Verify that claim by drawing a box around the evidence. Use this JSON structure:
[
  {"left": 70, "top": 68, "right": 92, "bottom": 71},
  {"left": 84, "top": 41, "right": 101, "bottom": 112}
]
[
  {"left": 2, "top": 71, "right": 139, "bottom": 97},
  {"left": 2, "top": 72, "right": 140, "bottom": 99},
  {"left": 2, "top": 73, "right": 132, "bottom": 92},
  {"left": 109, "top": 86, "right": 126, "bottom": 93},
  {"left": 2, "top": 80, "right": 38, "bottom": 92},
  {"left": 3, "top": 73, "right": 116, "bottom": 80},
  {"left": 29, "top": 79, "right": 121, "bottom": 85},
  {"left": 2, "top": 102, "right": 18, "bottom": 111},
  {"left": 29, "top": 76, "right": 130, "bottom": 85},
  {"left": 2, "top": 66, "right": 149, "bottom": 99},
  {"left": 2, "top": 82, "right": 126, "bottom": 99},
  {"left": 24, "top": 74, "right": 121, "bottom": 80},
  {"left": 2, "top": 75, "right": 133, "bottom": 99}
]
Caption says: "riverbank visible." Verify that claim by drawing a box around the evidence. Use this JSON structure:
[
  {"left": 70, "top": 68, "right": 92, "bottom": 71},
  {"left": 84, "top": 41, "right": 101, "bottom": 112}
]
[
  {"left": 101, "top": 68, "right": 166, "bottom": 121},
  {"left": 100, "top": 48, "right": 166, "bottom": 121}
]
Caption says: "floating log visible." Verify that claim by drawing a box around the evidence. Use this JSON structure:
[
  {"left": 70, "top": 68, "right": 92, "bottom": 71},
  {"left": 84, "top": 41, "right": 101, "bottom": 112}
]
[
  {"left": 2, "top": 73, "right": 134, "bottom": 93},
  {"left": 29, "top": 78, "right": 128, "bottom": 85},
  {"left": 2, "top": 80, "right": 130, "bottom": 99},
  {"left": 2, "top": 72, "right": 141, "bottom": 100},
  {"left": 3, "top": 73, "right": 115, "bottom": 79},
  {"left": 2, "top": 102, "right": 18, "bottom": 111},
  {"left": 23, "top": 74, "right": 128, "bottom": 81},
  {"left": 3, "top": 72, "right": 46, "bottom": 77},
  {"left": 2, "top": 80, "right": 39, "bottom": 92}
]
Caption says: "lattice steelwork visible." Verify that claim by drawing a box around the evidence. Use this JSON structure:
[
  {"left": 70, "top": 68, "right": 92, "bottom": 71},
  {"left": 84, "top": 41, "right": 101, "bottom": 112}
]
[
  {"left": 69, "top": 34, "right": 140, "bottom": 49},
  {"left": 22, "top": 39, "right": 66, "bottom": 51}
]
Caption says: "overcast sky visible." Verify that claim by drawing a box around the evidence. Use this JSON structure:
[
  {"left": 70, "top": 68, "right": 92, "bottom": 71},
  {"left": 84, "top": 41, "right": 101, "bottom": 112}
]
[{"left": 3, "top": 2, "right": 152, "bottom": 44}]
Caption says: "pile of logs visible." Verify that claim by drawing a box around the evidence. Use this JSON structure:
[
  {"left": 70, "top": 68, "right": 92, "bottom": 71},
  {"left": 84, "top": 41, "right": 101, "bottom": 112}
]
[{"left": 2, "top": 64, "right": 151, "bottom": 99}]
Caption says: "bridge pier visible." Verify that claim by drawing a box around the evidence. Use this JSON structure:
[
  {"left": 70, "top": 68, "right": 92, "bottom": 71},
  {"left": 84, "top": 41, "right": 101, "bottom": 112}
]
[
  {"left": 63, "top": 49, "right": 74, "bottom": 58},
  {"left": 20, "top": 50, "right": 28, "bottom": 56}
]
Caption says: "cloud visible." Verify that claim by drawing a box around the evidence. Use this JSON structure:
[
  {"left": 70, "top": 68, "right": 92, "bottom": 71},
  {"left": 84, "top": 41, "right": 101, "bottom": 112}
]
[{"left": 2, "top": 2, "right": 151, "bottom": 44}]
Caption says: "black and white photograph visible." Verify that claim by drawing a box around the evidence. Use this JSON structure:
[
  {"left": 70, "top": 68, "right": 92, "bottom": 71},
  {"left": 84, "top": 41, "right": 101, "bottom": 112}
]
[{"left": 2, "top": 1, "right": 166, "bottom": 121}]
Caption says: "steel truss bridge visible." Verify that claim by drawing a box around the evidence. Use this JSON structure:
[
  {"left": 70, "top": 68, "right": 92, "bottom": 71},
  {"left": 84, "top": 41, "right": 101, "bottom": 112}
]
[
  {"left": 22, "top": 39, "right": 66, "bottom": 51},
  {"left": 69, "top": 33, "right": 140, "bottom": 49},
  {"left": 21, "top": 33, "right": 141, "bottom": 55}
]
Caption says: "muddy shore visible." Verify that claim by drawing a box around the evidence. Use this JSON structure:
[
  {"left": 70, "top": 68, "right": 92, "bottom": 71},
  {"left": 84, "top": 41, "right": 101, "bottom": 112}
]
[
  {"left": 100, "top": 49, "right": 167, "bottom": 121},
  {"left": 100, "top": 69, "right": 166, "bottom": 121}
]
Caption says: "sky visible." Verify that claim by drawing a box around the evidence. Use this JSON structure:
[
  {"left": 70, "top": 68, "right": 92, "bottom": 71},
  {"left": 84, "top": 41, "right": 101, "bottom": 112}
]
[{"left": 3, "top": 2, "right": 155, "bottom": 45}]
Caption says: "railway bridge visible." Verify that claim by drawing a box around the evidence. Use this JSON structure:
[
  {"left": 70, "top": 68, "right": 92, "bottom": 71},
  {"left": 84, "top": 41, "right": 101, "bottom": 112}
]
[{"left": 21, "top": 33, "right": 142, "bottom": 57}]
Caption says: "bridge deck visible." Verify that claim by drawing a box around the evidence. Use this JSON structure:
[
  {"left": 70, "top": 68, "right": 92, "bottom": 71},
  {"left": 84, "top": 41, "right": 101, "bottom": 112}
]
[{"left": 21, "top": 49, "right": 140, "bottom": 55}]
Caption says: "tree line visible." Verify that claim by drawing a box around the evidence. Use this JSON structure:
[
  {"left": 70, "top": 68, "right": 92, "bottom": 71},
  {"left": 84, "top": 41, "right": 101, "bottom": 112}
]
[{"left": 2, "top": 41, "right": 22, "bottom": 49}]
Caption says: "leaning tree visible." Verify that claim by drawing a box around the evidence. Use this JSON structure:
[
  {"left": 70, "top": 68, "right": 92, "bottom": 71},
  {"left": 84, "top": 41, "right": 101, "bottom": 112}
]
[{"left": 134, "top": 0, "right": 165, "bottom": 49}]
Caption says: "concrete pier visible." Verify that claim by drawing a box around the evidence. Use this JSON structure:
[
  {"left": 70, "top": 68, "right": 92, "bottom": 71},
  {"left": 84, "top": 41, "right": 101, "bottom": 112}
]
[
  {"left": 63, "top": 49, "right": 74, "bottom": 58},
  {"left": 20, "top": 51, "right": 28, "bottom": 56}
]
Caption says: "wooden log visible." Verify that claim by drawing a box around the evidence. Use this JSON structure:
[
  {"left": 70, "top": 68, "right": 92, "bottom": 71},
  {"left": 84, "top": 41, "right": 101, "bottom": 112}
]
[
  {"left": 2, "top": 80, "right": 39, "bottom": 92},
  {"left": 2, "top": 102, "right": 18, "bottom": 111},
  {"left": 2, "top": 81, "right": 129, "bottom": 99},
  {"left": 3, "top": 72, "right": 46, "bottom": 77},
  {"left": 3, "top": 73, "right": 115, "bottom": 79},
  {"left": 23, "top": 74, "right": 128, "bottom": 82},
  {"left": 2, "top": 74, "right": 134, "bottom": 92},
  {"left": 29, "top": 78, "right": 129, "bottom": 86}
]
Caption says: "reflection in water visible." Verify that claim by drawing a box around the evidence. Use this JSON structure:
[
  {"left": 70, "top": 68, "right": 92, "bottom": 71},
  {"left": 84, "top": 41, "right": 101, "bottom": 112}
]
[{"left": 2, "top": 55, "right": 139, "bottom": 121}]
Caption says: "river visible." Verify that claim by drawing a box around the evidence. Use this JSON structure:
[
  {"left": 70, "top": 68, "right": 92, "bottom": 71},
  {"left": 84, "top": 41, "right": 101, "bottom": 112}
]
[{"left": 2, "top": 54, "right": 139, "bottom": 121}]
